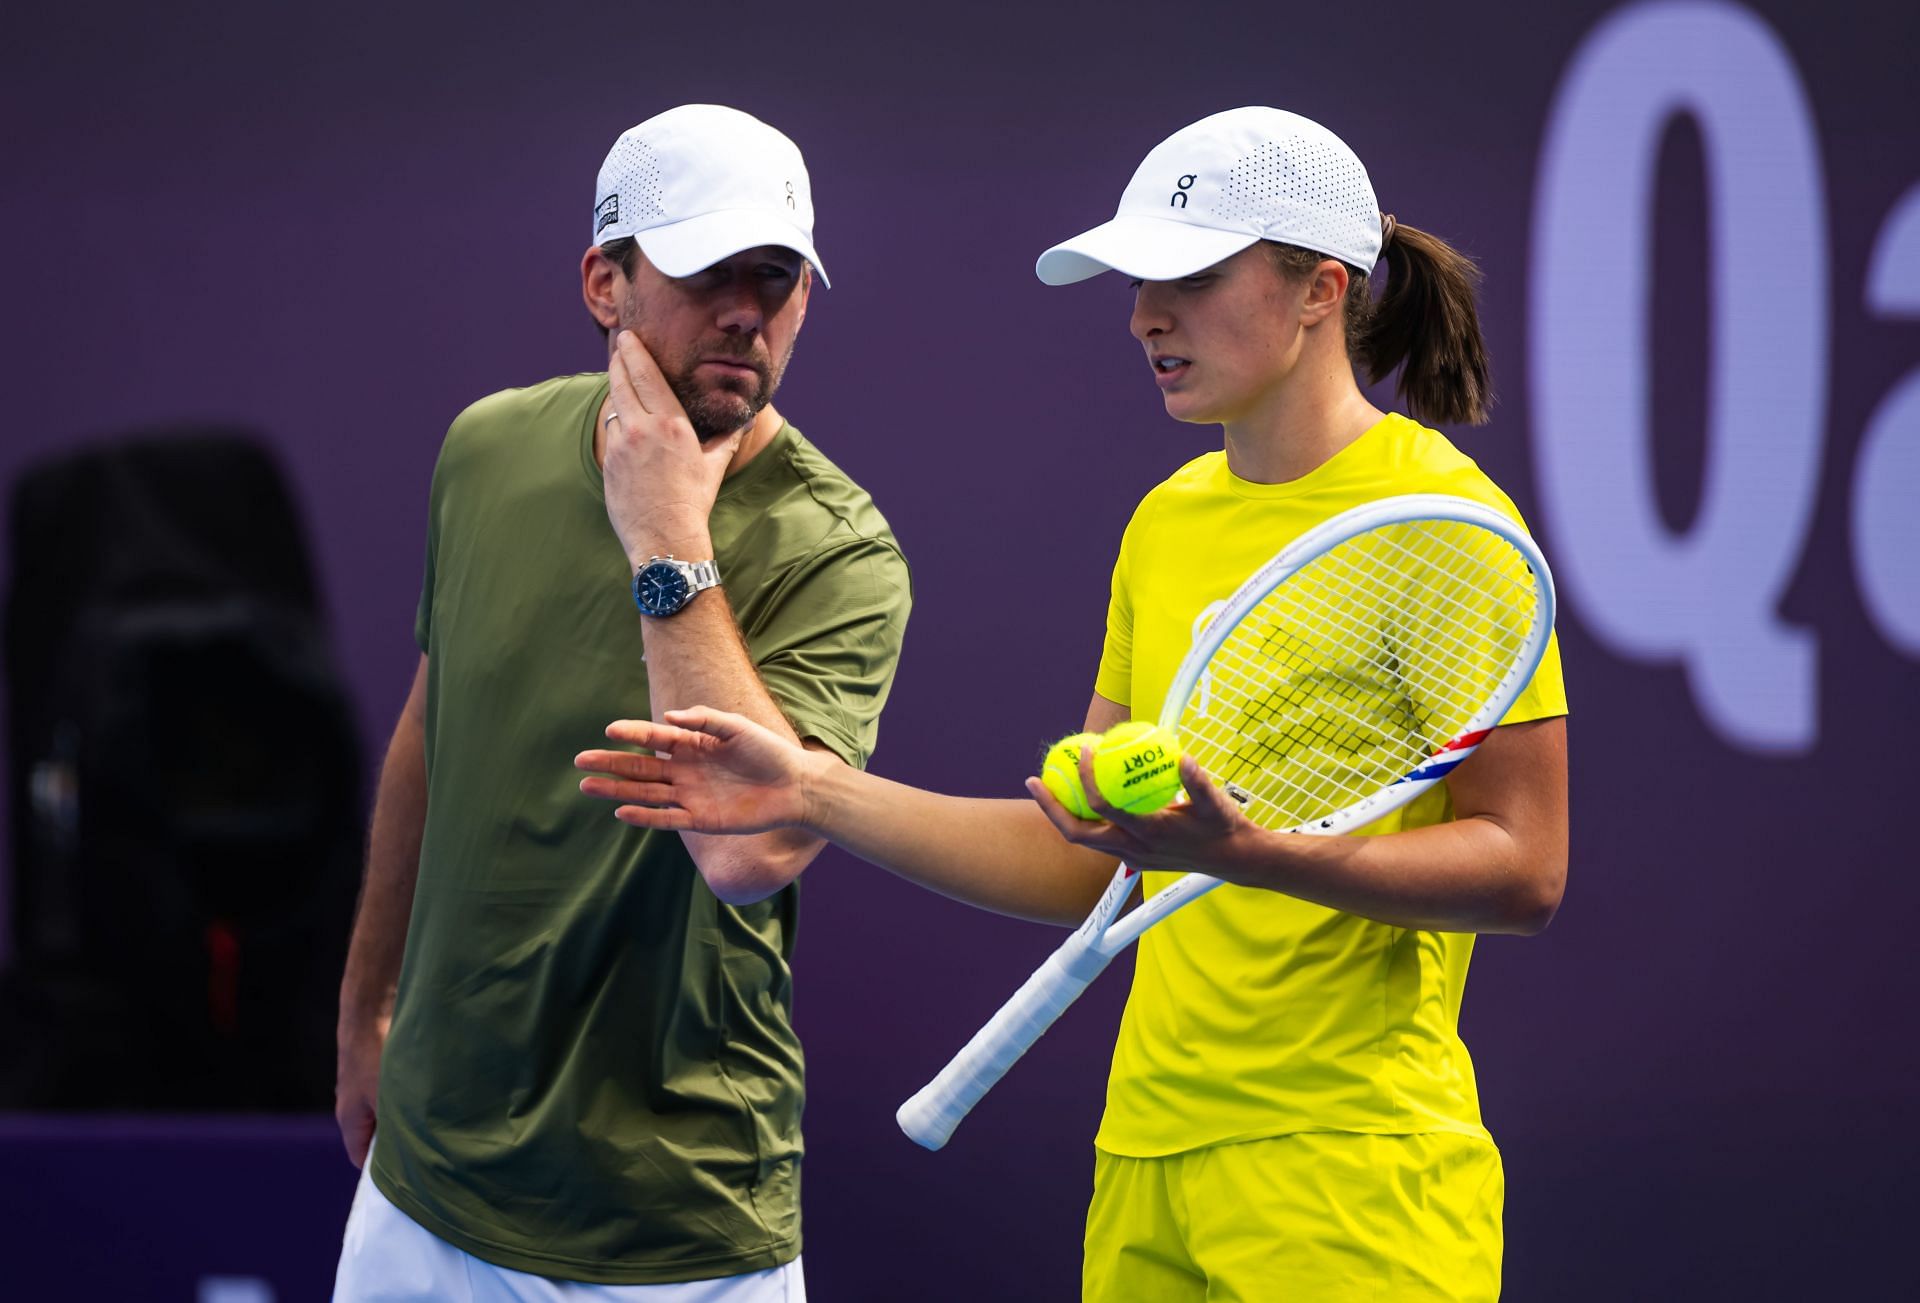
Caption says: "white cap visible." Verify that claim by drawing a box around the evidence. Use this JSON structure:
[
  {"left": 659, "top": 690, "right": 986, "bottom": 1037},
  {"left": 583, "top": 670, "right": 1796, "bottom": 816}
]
[
  {"left": 594, "top": 104, "right": 829, "bottom": 287},
  {"left": 1036, "top": 107, "right": 1381, "bottom": 286}
]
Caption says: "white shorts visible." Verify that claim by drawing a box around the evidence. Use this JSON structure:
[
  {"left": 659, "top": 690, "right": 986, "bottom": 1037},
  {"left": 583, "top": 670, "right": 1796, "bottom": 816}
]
[{"left": 332, "top": 1159, "right": 806, "bottom": 1303}]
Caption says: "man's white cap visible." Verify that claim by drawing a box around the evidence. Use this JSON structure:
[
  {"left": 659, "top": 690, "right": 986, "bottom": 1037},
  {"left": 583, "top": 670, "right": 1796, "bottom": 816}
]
[
  {"left": 1036, "top": 107, "right": 1381, "bottom": 286},
  {"left": 594, "top": 104, "right": 829, "bottom": 287}
]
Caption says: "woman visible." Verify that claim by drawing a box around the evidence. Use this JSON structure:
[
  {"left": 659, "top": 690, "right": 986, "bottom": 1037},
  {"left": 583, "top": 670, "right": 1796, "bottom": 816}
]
[{"left": 578, "top": 106, "right": 1568, "bottom": 1301}]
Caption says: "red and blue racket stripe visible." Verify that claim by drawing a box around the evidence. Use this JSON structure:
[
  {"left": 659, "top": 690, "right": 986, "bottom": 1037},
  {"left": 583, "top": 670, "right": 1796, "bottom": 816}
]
[{"left": 1395, "top": 729, "right": 1492, "bottom": 785}]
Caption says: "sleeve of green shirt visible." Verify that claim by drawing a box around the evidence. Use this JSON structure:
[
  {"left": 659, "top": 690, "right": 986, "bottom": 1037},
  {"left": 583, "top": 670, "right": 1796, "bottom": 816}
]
[
  {"left": 414, "top": 530, "right": 437, "bottom": 652},
  {"left": 745, "top": 535, "right": 912, "bottom": 770},
  {"left": 414, "top": 435, "right": 448, "bottom": 653}
]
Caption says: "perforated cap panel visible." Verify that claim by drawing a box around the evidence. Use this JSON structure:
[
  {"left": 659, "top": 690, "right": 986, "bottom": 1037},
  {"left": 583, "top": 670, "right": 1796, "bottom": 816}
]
[
  {"left": 1215, "top": 136, "right": 1379, "bottom": 261},
  {"left": 595, "top": 134, "right": 665, "bottom": 239}
]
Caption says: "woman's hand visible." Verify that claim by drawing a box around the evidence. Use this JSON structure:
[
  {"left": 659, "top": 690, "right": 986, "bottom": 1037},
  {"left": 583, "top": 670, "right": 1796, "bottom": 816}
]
[
  {"left": 576, "top": 707, "right": 822, "bottom": 834},
  {"left": 1024, "top": 751, "right": 1267, "bottom": 882}
]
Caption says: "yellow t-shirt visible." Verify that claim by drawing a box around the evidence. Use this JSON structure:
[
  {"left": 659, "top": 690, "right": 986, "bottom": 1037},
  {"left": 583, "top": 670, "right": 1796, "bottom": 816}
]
[{"left": 1093, "top": 413, "right": 1568, "bottom": 1157}]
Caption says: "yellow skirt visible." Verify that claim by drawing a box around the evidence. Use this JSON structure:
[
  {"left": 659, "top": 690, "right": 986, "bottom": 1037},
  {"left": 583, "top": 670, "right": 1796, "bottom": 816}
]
[{"left": 1084, "top": 1131, "right": 1504, "bottom": 1302}]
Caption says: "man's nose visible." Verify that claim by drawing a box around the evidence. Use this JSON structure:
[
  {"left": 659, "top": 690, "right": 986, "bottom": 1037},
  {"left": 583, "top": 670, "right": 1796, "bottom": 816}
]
[{"left": 715, "top": 283, "right": 765, "bottom": 334}]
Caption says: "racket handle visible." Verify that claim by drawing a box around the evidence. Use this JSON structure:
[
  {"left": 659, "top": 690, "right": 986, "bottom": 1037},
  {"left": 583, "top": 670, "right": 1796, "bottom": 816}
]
[{"left": 896, "top": 939, "right": 1113, "bottom": 1151}]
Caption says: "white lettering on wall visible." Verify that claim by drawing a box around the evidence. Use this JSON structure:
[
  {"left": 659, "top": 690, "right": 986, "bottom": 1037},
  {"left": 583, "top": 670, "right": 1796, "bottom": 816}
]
[
  {"left": 199, "top": 1279, "right": 275, "bottom": 1303},
  {"left": 1854, "top": 184, "right": 1920, "bottom": 656},
  {"left": 1531, "top": 0, "right": 1829, "bottom": 753}
]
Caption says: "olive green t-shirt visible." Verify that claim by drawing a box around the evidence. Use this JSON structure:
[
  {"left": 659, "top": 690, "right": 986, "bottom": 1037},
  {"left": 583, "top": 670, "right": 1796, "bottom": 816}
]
[{"left": 369, "top": 373, "right": 911, "bottom": 1284}]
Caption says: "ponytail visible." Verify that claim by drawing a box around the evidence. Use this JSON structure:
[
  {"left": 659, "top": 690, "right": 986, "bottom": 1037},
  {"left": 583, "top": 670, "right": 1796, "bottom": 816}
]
[
  {"left": 1265, "top": 222, "right": 1494, "bottom": 426},
  {"left": 1353, "top": 219, "right": 1493, "bottom": 426}
]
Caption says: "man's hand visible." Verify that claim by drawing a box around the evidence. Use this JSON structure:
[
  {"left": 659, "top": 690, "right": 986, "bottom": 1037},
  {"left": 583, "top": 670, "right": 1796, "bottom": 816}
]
[
  {"left": 575, "top": 707, "right": 821, "bottom": 834},
  {"left": 603, "top": 331, "right": 741, "bottom": 564},
  {"left": 334, "top": 1018, "right": 387, "bottom": 1169}
]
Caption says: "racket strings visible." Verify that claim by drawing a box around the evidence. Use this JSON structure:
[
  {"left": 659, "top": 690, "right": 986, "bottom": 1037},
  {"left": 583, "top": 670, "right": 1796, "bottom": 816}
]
[
  {"left": 1303, "top": 525, "right": 1535, "bottom": 703},
  {"left": 1175, "top": 521, "right": 1541, "bottom": 830},
  {"left": 1259, "top": 525, "right": 1528, "bottom": 733},
  {"left": 1261, "top": 531, "right": 1531, "bottom": 739},
  {"left": 1257, "top": 578, "right": 1501, "bottom": 715},
  {"left": 1270, "top": 529, "right": 1533, "bottom": 712},
  {"left": 1203, "top": 550, "right": 1525, "bottom": 749},
  {"left": 1194, "top": 645, "right": 1416, "bottom": 820},
  {"left": 1194, "top": 636, "right": 1487, "bottom": 819}
]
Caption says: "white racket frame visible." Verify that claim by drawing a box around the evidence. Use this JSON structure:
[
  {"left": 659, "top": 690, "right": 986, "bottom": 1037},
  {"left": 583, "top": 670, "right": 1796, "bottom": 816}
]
[{"left": 896, "top": 494, "right": 1557, "bottom": 1150}]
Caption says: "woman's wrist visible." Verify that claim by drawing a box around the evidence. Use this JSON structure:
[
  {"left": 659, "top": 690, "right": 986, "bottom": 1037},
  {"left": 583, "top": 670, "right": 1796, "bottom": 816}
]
[{"left": 796, "top": 745, "right": 842, "bottom": 837}]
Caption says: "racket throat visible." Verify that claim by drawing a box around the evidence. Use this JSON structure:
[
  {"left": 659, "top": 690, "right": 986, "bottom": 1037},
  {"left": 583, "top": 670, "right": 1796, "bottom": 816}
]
[{"left": 1055, "top": 935, "right": 1117, "bottom": 983}]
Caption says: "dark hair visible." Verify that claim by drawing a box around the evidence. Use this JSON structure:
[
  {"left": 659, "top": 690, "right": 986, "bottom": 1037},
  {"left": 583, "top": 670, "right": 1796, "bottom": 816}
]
[
  {"left": 600, "top": 237, "right": 641, "bottom": 279},
  {"left": 1265, "top": 221, "right": 1493, "bottom": 426},
  {"left": 593, "top": 238, "right": 641, "bottom": 340}
]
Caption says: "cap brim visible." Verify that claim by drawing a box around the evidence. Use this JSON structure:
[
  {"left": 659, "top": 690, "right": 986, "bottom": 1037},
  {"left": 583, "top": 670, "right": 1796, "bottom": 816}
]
[
  {"left": 1035, "top": 215, "right": 1260, "bottom": 286},
  {"left": 636, "top": 210, "right": 830, "bottom": 288}
]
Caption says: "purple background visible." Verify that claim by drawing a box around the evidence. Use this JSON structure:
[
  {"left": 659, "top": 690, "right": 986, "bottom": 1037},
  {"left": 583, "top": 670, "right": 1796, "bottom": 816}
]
[{"left": 3, "top": 0, "right": 1917, "bottom": 1297}]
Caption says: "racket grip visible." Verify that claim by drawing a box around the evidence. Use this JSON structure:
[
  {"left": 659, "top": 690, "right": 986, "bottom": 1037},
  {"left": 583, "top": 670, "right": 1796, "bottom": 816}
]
[{"left": 896, "top": 939, "right": 1113, "bottom": 1151}]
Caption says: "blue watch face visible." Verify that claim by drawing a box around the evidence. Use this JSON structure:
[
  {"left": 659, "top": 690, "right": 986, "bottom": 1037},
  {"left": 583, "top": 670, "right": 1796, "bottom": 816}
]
[{"left": 633, "top": 562, "right": 691, "bottom": 616}]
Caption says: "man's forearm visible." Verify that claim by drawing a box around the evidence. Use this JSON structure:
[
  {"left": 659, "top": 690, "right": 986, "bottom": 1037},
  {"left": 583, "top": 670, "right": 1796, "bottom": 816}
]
[
  {"left": 339, "top": 668, "right": 429, "bottom": 1035},
  {"left": 636, "top": 589, "right": 824, "bottom": 902},
  {"left": 335, "top": 659, "right": 429, "bottom": 1166}
]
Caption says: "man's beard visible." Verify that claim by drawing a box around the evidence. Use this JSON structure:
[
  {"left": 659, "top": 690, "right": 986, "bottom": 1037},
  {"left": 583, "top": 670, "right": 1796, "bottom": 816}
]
[{"left": 666, "top": 341, "right": 790, "bottom": 442}]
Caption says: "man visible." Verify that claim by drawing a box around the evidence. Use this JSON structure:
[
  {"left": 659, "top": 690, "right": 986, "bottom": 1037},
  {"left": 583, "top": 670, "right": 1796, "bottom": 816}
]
[{"left": 332, "top": 104, "right": 911, "bottom": 1300}]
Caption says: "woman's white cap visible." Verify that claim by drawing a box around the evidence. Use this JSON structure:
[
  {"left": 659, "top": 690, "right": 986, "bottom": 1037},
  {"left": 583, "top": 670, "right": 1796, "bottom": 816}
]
[
  {"left": 1036, "top": 107, "right": 1382, "bottom": 286},
  {"left": 594, "top": 104, "right": 830, "bottom": 287}
]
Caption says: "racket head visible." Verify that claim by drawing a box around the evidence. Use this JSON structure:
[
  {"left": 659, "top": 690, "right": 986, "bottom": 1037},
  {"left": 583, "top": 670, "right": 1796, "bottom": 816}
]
[{"left": 1159, "top": 494, "right": 1556, "bottom": 838}]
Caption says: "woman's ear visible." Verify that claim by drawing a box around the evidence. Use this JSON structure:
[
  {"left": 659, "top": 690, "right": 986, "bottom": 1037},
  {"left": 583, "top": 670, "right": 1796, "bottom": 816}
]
[{"left": 1299, "top": 259, "right": 1350, "bottom": 328}]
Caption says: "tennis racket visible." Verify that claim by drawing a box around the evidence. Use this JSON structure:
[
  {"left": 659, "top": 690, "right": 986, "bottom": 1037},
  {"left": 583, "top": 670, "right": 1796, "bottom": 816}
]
[{"left": 896, "top": 493, "right": 1557, "bottom": 1150}]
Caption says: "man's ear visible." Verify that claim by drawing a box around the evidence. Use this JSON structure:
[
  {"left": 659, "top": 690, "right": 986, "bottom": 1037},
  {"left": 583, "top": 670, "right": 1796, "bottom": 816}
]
[
  {"left": 582, "top": 246, "right": 623, "bottom": 332},
  {"left": 1299, "top": 259, "right": 1350, "bottom": 328}
]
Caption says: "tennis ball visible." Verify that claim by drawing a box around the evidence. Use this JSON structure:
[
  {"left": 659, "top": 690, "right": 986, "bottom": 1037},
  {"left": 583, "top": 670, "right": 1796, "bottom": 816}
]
[
  {"left": 1092, "top": 721, "right": 1184, "bottom": 815},
  {"left": 1040, "top": 732, "right": 1100, "bottom": 820}
]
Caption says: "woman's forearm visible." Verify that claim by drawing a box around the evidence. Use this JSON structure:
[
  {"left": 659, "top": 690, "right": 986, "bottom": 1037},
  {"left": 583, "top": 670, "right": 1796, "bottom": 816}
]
[
  {"left": 801, "top": 757, "right": 1117, "bottom": 925},
  {"left": 1211, "top": 814, "right": 1564, "bottom": 934}
]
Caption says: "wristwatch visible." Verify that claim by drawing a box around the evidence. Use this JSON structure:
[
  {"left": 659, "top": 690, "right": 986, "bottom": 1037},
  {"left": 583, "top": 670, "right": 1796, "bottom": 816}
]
[{"left": 632, "top": 556, "right": 721, "bottom": 617}]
